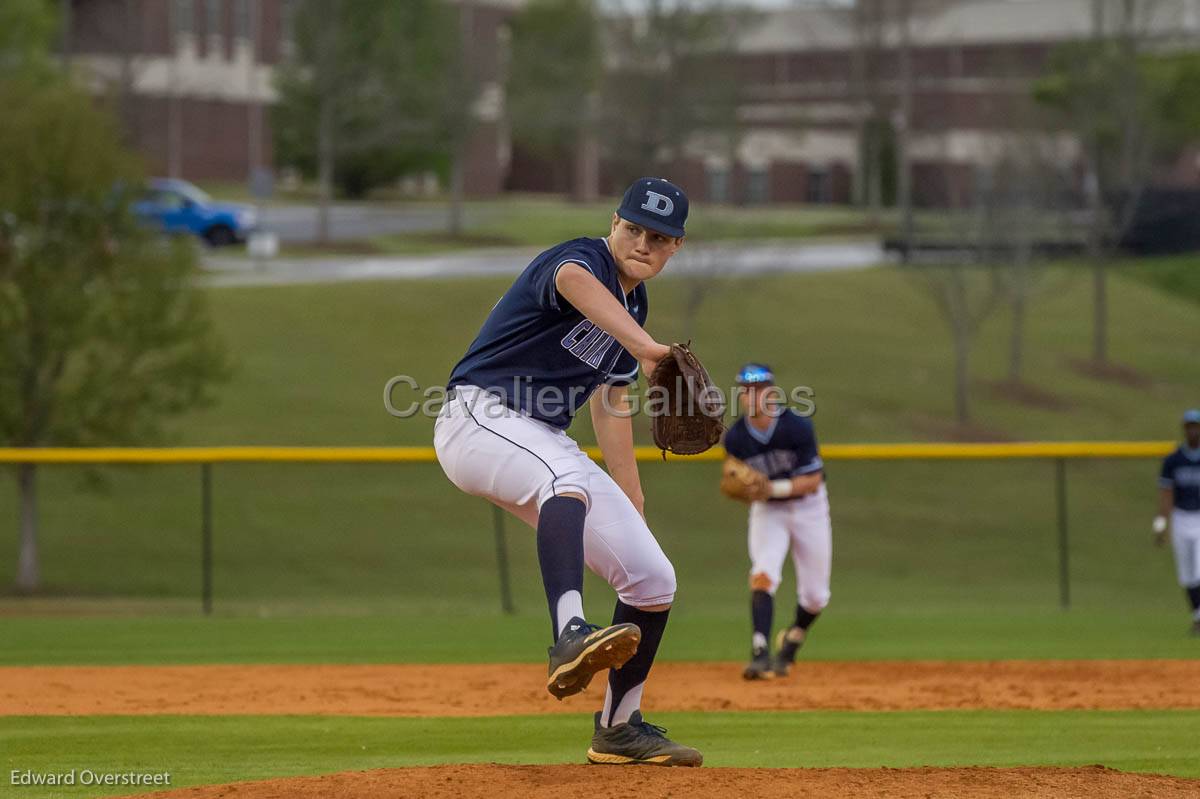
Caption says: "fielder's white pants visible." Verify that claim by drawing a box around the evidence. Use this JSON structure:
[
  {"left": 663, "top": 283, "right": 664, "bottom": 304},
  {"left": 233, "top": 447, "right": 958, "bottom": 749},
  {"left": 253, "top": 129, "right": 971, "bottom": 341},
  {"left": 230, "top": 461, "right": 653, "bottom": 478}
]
[
  {"left": 1171, "top": 509, "right": 1200, "bottom": 588},
  {"left": 747, "top": 484, "right": 832, "bottom": 613},
  {"left": 433, "top": 385, "right": 676, "bottom": 607}
]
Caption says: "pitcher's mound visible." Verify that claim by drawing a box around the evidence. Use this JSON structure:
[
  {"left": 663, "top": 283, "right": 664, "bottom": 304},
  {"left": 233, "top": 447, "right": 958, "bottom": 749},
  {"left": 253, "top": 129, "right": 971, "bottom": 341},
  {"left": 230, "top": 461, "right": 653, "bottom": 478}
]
[{"left": 130, "top": 764, "right": 1197, "bottom": 799}]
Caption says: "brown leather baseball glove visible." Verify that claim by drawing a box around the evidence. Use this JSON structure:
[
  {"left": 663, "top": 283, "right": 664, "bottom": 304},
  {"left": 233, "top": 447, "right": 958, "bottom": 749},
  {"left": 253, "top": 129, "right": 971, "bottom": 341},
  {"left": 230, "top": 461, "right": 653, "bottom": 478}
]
[
  {"left": 648, "top": 342, "right": 725, "bottom": 456},
  {"left": 720, "top": 456, "right": 771, "bottom": 502}
]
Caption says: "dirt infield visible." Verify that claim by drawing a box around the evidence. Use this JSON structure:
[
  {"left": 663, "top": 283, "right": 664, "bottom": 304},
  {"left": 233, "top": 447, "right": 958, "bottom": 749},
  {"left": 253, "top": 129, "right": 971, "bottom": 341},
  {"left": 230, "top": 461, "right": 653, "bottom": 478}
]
[
  {"left": 121, "top": 764, "right": 1199, "bottom": 799},
  {"left": 7, "top": 659, "right": 1200, "bottom": 716}
]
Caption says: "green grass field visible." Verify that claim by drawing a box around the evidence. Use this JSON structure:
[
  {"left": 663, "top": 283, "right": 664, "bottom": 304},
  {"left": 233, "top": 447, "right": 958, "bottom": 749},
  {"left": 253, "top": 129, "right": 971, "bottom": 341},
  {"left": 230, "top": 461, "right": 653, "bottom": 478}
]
[
  {"left": 2, "top": 255, "right": 1199, "bottom": 796},
  {"left": 3, "top": 257, "right": 1198, "bottom": 610},
  {"left": 5, "top": 711, "right": 1198, "bottom": 797}
]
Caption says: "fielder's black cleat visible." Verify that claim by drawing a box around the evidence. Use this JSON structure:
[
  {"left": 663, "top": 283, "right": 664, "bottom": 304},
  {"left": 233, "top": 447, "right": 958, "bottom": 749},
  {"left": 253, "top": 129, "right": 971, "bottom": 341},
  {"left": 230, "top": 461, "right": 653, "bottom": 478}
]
[
  {"left": 587, "top": 711, "right": 703, "bottom": 767},
  {"left": 546, "top": 618, "right": 640, "bottom": 700},
  {"left": 743, "top": 645, "right": 774, "bottom": 680}
]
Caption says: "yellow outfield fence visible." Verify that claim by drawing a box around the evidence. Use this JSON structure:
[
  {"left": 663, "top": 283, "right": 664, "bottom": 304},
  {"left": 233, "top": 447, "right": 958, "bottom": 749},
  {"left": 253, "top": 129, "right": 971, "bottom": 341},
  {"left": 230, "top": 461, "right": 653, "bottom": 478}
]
[
  {"left": 0, "top": 440, "right": 1176, "bottom": 464},
  {"left": 0, "top": 441, "right": 1175, "bottom": 615}
]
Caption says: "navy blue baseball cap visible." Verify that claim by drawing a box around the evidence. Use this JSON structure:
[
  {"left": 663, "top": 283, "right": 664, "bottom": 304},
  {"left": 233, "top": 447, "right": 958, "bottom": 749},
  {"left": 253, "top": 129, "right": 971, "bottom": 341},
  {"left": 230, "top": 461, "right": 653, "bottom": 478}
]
[
  {"left": 1183, "top": 409, "right": 1200, "bottom": 424},
  {"left": 736, "top": 363, "right": 775, "bottom": 385},
  {"left": 617, "top": 177, "right": 689, "bottom": 238}
]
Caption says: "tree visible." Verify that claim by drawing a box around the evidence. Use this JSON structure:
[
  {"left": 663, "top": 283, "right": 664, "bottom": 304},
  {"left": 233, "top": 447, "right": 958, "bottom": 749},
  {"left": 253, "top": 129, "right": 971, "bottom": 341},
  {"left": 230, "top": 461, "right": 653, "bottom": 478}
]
[
  {"left": 600, "top": 0, "right": 749, "bottom": 189},
  {"left": 0, "top": 76, "right": 228, "bottom": 592},
  {"left": 0, "top": 0, "right": 58, "bottom": 77},
  {"left": 1034, "top": 0, "right": 1181, "bottom": 368},
  {"left": 273, "top": 0, "right": 456, "bottom": 240},
  {"left": 507, "top": 0, "right": 604, "bottom": 201}
]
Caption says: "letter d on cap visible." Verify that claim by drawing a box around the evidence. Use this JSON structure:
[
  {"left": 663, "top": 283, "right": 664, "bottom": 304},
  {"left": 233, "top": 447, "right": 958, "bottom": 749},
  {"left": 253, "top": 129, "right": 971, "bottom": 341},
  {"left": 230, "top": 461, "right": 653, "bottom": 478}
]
[{"left": 641, "top": 190, "right": 674, "bottom": 217}]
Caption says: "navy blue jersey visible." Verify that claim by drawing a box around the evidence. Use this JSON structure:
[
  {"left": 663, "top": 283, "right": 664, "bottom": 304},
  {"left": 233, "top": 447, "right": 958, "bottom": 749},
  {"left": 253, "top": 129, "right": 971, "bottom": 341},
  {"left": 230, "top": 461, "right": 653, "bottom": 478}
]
[
  {"left": 1160, "top": 447, "right": 1200, "bottom": 512},
  {"left": 448, "top": 237, "right": 646, "bottom": 430},
  {"left": 723, "top": 409, "right": 823, "bottom": 501}
]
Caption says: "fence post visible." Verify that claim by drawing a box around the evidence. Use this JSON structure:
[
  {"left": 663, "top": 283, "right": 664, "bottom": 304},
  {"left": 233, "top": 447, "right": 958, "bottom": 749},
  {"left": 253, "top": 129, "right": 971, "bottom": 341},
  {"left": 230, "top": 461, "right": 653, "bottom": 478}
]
[
  {"left": 201, "top": 463, "right": 213, "bottom": 616},
  {"left": 1055, "top": 457, "right": 1070, "bottom": 609},
  {"left": 492, "top": 504, "right": 514, "bottom": 615}
]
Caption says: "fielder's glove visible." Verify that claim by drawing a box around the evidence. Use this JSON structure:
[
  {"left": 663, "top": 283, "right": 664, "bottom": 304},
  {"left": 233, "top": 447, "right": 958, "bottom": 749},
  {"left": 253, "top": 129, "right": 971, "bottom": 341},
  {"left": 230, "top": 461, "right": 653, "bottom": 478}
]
[
  {"left": 720, "top": 456, "right": 770, "bottom": 503},
  {"left": 648, "top": 342, "right": 725, "bottom": 456}
]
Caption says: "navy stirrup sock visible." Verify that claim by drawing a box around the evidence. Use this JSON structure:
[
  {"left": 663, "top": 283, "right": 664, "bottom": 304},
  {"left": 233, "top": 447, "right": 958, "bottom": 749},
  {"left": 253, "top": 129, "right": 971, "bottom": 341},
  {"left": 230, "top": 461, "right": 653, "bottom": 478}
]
[
  {"left": 604, "top": 601, "right": 669, "bottom": 726},
  {"left": 751, "top": 590, "right": 773, "bottom": 650},
  {"left": 536, "top": 496, "right": 587, "bottom": 639}
]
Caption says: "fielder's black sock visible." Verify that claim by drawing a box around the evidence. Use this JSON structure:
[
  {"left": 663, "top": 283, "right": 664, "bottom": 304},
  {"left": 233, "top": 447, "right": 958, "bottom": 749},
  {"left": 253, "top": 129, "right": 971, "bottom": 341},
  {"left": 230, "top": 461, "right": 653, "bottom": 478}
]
[
  {"left": 536, "top": 496, "right": 587, "bottom": 641},
  {"left": 1187, "top": 585, "right": 1200, "bottom": 612},
  {"left": 750, "top": 590, "right": 773, "bottom": 654},
  {"left": 795, "top": 605, "right": 821, "bottom": 631},
  {"left": 779, "top": 605, "right": 821, "bottom": 661},
  {"left": 603, "top": 601, "right": 669, "bottom": 726}
]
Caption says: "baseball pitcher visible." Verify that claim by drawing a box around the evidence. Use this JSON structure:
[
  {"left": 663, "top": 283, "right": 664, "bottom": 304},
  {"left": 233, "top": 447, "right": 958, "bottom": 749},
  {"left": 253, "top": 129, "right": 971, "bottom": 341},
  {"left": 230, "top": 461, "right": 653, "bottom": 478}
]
[
  {"left": 720, "top": 363, "right": 832, "bottom": 679},
  {"left": 433, "top": 178, "right": 707, "bottom": 766},
  {"left": 1154, "top": 409, "right": 1200, "bottom": 636}
]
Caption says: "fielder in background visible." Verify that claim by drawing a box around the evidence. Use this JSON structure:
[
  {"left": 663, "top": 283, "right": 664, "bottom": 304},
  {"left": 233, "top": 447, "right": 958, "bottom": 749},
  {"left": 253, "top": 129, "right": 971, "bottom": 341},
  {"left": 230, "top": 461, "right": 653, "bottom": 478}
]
[
  {"left": 1154, "top": 409, "right": 1200, "bottom": 636},
  {"left": 720, "top": 363, "right": 833, "bottom": 679},
  {"left": 433, "top": 178, "right": 704, "bottom": 766}
]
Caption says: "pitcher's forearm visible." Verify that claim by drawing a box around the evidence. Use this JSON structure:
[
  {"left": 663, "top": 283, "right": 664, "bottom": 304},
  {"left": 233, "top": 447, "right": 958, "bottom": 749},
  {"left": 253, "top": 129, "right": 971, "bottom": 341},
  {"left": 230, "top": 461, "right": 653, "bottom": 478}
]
[
  {"left": 591, "top": 388, "right": 644, "bottom": 510},
  {"left": 556, "top": 264, "right": 658, "bottom": 360}
]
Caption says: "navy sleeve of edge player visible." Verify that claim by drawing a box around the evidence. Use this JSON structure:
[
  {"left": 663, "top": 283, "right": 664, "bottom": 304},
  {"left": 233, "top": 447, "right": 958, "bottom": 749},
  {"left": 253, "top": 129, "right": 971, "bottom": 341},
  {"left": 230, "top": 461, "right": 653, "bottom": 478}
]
[
  {"left": 722, "top": 424, "right": 751, "bottom": 460},
  {"left": 1159, "top": 454, "right": 1175, "bottom": 488}
]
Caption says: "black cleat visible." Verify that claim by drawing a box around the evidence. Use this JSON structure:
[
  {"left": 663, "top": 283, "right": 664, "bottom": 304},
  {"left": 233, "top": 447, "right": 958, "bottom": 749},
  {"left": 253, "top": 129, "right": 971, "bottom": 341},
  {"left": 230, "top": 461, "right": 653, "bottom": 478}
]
[
  {"left": 587, "top": 711, "right": 703, "bottom": 767},
  {"left": 743, "top": 645, "right": 774, "bottom": 680},
  {"left": 546, "top": 618, "right": 640, "bottom": 700},
  {"left": 772, "top": 626, "right": 806, "bottom": 677}
]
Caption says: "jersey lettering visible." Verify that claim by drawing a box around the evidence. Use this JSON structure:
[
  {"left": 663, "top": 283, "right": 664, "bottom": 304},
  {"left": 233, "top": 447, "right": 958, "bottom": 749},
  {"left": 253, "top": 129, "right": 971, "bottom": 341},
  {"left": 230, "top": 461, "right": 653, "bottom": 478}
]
[{"left": 561, "top": 320, "right": 617, "bottom": 370}]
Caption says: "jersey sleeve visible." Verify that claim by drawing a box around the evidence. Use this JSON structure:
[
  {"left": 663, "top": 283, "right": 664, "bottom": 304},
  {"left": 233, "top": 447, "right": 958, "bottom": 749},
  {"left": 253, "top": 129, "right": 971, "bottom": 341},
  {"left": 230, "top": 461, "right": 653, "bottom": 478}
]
[
  {"left": 531, "top": 243, "right": 618, "bottom": 314},
  {"left": 530, "top": 247, "right": 601, "bottom": 313},
  {"left": 722, "top": 424, "right": 751, "bottom": 460},
  {"left": 788, "top": 416, "right": 824, "bottom": 476},
  {"left": 1160, "top": 455, "right": 1176, "bottom": 488}
]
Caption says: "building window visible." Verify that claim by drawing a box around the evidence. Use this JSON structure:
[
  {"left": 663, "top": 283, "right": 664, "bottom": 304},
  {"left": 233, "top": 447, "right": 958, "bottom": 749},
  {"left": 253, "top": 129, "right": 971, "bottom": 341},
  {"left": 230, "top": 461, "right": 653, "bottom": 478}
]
[
  {"left": 235, "top": 0, "right": 252, "bottom": 41},
  {"left": 746, "top": 167, "right": 769, "bottom": 205},
  {"left": 205, "top": 0, "right": 223, "bottom": 43},
  {"left": 707, "top": 166, "right": 729, "bottom": 205},
  {"left": 174, "top": 0, "right": 194, "bottom": 36},
  {"left": 807, "top": 167, "right": 831, "bottom": 204},
  {"left": 280, "top": 0, "right": 297, "bottom": 59}
]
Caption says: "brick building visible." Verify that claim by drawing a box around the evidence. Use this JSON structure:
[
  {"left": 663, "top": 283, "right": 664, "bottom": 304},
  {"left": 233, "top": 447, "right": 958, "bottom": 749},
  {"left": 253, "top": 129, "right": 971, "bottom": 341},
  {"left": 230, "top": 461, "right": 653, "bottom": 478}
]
[
  {"left": 64, "top": 0, "right": 515, "bottom": 194},
  {"left": 67, "top": 0, "right": 1200, "bottom": 205}
]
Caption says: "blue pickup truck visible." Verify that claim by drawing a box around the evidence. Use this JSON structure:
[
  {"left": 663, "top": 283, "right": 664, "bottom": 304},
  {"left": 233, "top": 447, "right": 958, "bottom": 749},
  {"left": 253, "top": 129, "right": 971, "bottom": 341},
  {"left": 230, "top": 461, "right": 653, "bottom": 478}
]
[{"left": 133, "top": 178, "right": 258, "bottom": 247}]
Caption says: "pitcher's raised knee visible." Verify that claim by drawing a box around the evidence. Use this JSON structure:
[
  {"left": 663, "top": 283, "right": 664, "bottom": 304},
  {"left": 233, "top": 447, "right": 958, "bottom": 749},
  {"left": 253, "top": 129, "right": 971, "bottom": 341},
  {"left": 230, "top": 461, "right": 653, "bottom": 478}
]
[
  {"left": 617, "top": 556, "right": 676, "bottom": 608},
  {"left": 800, "top": 586, "right": 830, "bottom": 613}
]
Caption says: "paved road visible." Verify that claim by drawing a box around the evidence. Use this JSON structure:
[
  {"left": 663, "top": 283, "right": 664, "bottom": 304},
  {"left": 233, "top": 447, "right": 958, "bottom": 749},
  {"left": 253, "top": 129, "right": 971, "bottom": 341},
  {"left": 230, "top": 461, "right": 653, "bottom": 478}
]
[
  {"left": 204, "top": 240, "right": 889, "bottom": 288},
  {"left": 254, "top": 202, "right": 487, "bottom": 242}
]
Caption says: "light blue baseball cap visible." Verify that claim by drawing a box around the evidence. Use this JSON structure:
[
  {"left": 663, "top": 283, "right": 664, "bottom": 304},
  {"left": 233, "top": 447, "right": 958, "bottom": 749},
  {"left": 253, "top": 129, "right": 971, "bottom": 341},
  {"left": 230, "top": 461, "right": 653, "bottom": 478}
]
[
  {"left": 1183, "top": 409, "right": 1200, "bottom": 424},
  {"left": 736, "top": 363, "right": 775, "bottom": 385}
]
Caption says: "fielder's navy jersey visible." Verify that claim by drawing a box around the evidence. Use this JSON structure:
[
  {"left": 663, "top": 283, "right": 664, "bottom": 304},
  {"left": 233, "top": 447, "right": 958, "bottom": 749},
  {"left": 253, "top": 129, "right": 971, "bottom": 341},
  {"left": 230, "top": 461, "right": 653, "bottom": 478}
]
[
  {"left": 448, "top": 237, "right": 645, "bottom": 430},
  {"left": 1160, "top": 447, "right": 1200, "bottom": 511},
  {"left": 723, "top": 409, "right": 824, "bottom": 502}
]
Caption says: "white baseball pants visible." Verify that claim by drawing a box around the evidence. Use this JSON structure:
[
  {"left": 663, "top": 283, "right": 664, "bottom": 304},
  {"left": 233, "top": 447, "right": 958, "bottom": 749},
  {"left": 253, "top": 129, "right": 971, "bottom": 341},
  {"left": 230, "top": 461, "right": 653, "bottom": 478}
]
[
  {"left": 1171, "top": 509, "right": 1200, "bottom": 588},
  {"left": 433, "top": 385, "right": 676, "bottom": 607},
  {"left": 747, "top": 484, "right": 832, "bottom": 613}
]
